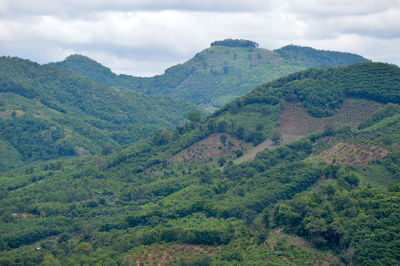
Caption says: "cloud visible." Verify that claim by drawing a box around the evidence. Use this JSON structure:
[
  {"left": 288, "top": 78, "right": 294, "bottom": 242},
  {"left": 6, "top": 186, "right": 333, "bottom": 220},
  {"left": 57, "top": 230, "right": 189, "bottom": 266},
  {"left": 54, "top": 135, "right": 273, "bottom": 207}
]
[
  {"left": 0, "top": 0, "right": 398, "bottom": 76},
  {"left": 1, "top": 0, "right": 280, "bottom": 17},
  {"left": 286, "top": 0, "right": 398, "bottom": 16}
]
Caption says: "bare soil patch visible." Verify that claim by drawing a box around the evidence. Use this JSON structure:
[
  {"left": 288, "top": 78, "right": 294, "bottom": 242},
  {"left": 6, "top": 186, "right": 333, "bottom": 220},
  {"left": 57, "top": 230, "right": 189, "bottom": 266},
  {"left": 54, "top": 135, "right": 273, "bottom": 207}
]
[
  {"left": 279, "top": 99, "right": 381, "bottom": 137},
  {"left": 237, "top": 99, "right": 382, "bottom": 163},
  {"left": 126, "top": 243, "right": 220, "bottom": 266},
  {"left": 170, "top": 133, "right": 252, "bottom": 166},
  {"left": 319, "top": 142, "right": 389, "bottom": 166}
]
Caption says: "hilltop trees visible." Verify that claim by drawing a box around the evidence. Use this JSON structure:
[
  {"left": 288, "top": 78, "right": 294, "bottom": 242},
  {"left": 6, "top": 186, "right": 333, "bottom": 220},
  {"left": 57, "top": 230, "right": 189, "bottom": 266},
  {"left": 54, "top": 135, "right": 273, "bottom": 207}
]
[{"left": 211, "top": 39, "right": 259, "bottom": 48}]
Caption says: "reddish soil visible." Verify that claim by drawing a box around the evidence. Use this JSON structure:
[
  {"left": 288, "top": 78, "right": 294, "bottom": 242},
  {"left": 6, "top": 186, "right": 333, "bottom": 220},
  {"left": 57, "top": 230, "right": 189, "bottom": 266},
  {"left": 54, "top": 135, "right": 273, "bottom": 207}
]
[
  {"left": 170, "top": 133, "right": 252, "bottom": 165},
  {"left": 319, "top": 142, "right": 389, "bottom": 166},
  {"left": 238, "top": 99, "right": 382, "bottom": 163},
  {"left": 279, "top": 99, "right": 382, "bottom": 138},
  {"left": 126, "top": 243, "right": 220, "bottom": 266}
]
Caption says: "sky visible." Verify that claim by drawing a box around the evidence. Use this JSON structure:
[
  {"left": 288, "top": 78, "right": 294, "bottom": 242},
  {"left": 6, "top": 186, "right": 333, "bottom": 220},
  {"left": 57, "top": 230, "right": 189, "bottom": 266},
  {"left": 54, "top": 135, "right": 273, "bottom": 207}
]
[{"left": 0, "top": 0, "right": 399, "bottom": 76}]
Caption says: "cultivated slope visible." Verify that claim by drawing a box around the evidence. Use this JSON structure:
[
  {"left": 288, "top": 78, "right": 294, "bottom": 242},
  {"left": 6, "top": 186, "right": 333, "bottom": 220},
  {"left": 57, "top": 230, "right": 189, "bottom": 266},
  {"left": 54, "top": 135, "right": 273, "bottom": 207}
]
[
  {"left": 54, "top": 39, "right": 369, "bottom": 107},
  {"left": 1, "top": 62, "right": 399, "bottom": 265}
]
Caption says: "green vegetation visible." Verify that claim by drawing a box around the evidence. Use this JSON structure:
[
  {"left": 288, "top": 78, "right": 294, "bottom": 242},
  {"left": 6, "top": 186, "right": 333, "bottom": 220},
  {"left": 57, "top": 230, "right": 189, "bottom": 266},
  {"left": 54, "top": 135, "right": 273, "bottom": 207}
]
[
  {"left": 358, "top": 103, "right": 400, "bottom": 130},
  {"left": 54, "top": 41, "right": 369, "bottom": 107},
  {"left": 223, "top": 62, "right": 400, "bottom": 118},
  {"left": 1, "top": 61, "right": 400, "bottom": 265},
  {"left": 0, "top": 56, "right": 199, "bottom": 169},
  {"left": 210, "top": 38, "right": 259, "bottom": 48},
  {"left": 274, "top": 45, "right": 371, "bottom": 68},
  {"left": 271, "top": 182, "right": 400, "bottom": 265}
]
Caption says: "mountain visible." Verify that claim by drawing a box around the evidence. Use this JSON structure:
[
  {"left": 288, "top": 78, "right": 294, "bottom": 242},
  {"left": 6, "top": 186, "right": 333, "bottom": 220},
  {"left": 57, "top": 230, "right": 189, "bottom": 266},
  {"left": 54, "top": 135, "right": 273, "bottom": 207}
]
[
  {"left": 0, "top": 56, "right": 199, "bottom": 170},
  {"left": 1, "top": 62, "right": 399, "bottom": 265},
  {"left": 53, "top": 39, "right": 370, "bottom": 108}
]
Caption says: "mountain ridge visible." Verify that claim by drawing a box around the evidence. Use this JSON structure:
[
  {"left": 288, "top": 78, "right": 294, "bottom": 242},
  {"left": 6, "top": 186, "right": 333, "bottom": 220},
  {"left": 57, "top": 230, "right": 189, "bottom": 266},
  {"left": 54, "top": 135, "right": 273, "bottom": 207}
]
[{"left": 53, "top": 40, "right": 370, "bottom": 107}]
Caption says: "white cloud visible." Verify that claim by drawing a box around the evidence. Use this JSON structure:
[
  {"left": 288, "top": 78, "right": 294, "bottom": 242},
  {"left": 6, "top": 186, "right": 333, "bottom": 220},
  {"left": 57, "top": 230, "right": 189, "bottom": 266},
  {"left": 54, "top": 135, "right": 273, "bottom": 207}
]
[
  {"left": 0, "top": 20, "right": 13, "bottom": 41},
  {"left": 286, "top": 0, "right": 399, "bottom": 16},
  {"left": 1, "top": 0, "right": 280, "bottom": 17},
  {"left": 0, "top": 0, "right": 398, "bottom": 76}
]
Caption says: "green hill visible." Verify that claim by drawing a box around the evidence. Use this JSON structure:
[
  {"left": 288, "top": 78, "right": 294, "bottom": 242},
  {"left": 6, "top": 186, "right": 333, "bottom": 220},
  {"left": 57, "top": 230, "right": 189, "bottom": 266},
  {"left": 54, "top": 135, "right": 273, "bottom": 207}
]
[
  {"left": 1, "top": 62, "right": 399, "bottom": 265},
  {"left": 54, "top": 40, "right": 370, "bottom": 107},
  {"left": 0, "top": 56, "right": 199, "bottom": 170}
]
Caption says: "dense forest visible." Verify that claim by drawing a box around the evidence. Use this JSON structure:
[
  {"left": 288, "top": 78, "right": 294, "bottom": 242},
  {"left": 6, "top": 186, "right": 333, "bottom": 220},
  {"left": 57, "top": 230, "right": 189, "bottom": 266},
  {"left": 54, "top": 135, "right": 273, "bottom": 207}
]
[
  {"left": 53, "top": 39, "right": 369, "bottom": 108},
  {"left": 0, "top": 61, "right": 399, "bottom": 265},
  {"left": 0, "top": 57, "right": 199, "bottom": 170}
]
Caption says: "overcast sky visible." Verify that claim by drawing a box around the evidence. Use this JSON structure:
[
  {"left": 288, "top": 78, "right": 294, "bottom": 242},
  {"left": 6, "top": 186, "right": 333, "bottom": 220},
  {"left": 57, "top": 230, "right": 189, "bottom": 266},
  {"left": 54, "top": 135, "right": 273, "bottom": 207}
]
[{"left": 1, "top": 0, "right": 399, "bottom": 76}]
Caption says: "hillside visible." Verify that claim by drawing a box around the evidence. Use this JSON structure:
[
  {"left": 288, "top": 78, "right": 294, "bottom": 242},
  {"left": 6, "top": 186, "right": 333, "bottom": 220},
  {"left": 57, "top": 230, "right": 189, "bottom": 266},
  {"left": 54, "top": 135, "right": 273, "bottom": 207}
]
[
  {"left": 53, "top": 39, "right": 370, "bottom": 107},
  {"left": 0, "top": 56, "right": 199, "bottom": 170},
  {"left": 1, "top": 62, "right": 399, "bottom": 265}
]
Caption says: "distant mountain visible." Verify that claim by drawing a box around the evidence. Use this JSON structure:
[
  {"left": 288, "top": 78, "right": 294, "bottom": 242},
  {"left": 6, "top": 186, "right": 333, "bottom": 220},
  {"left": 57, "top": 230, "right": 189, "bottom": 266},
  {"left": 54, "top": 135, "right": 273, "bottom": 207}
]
[
  {"left": 0, "top": 56, "right": 198, "bottom": 169},
  {"left": 274, "top": 45, "right": 370, "bottom": 68},
  {"left": 54, "top": 40, "right": 370, "bottom": 107},
  {"left": 2, "top": 62, "right": 400, "bottom": 265}
]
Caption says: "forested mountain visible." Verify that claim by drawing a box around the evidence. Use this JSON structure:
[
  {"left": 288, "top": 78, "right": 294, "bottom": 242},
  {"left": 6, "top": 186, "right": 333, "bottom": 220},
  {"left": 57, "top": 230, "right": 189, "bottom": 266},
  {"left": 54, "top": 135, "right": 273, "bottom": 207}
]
[
  {"left": 54, "top": 39, "right": 369, "bottom": 108},
  {"left": 1, "top": 62, "right": 399, "bottom": 265},
  {"left": 0, "top": 56, "right": 199, "bottom": 170}
]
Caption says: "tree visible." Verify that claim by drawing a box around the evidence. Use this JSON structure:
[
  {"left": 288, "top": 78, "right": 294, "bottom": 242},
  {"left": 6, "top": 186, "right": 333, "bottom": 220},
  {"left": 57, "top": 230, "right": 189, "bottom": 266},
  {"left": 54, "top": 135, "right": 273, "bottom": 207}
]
[
  {"left": 188, "top": 111, "right": 201, "bottom": 123},
  {"left": 101, "top": 145, "right": 113, "bottom": 155},
  {"left": 235, "top": 126, "right": 245, "bottom": 139},
  {"left": 262, "top": 208, "right": 270, "bottom": 228},
  {"left": 217, "top": 121, "right": 227, "bottom": 133},
  {"left": 94, "top": 157, "right": 107, "bottom": 171},
  {"left": 207, "top": 119, "right": 216, "bottom": 131},
  {"left": 153, "top": 130, "right": 171, "bottom": 145},
  {"left": 57, "top": 233, "right": 69, "bottom": 244},
  {"left": 271, "top": 131, "right": 282, "bottom": 145},
  {"left": 74, "top": 242, "right": 92, "bottom": 255},
  {"left": 220, "top": 134, "right": 227, "bottom": 145},
  {"left": 219, "top": 157, "right": 226, "bottom": 167},
  {"left": 323, "top": 123, "right": 335, "bottom": 135}
]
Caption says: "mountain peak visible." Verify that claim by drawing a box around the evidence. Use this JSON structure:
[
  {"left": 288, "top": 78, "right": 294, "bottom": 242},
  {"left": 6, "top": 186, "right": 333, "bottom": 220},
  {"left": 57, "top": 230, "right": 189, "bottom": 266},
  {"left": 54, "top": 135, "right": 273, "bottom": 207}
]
[
  {"left": 54, "top": 54, "right": 116, "bottom": 84},
  {"left": 62, "top": 54, "right": 111, "bottom": 70},
  {"left": 64, "top": 53, "right": 92, "bottom": 60}
]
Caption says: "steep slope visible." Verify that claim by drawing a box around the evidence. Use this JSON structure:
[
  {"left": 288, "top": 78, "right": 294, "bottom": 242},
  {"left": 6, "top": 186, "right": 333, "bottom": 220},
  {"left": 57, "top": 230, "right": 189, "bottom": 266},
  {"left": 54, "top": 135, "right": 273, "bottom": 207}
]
[
  {"left": 54, "top": 39, "right": 369, "bottom": 107},
  {"left": 0, "top": 56, "right": 198, "bottom": 169},
  {"left": 1, "top": 62, "right": 399, "bottom": 265}
]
